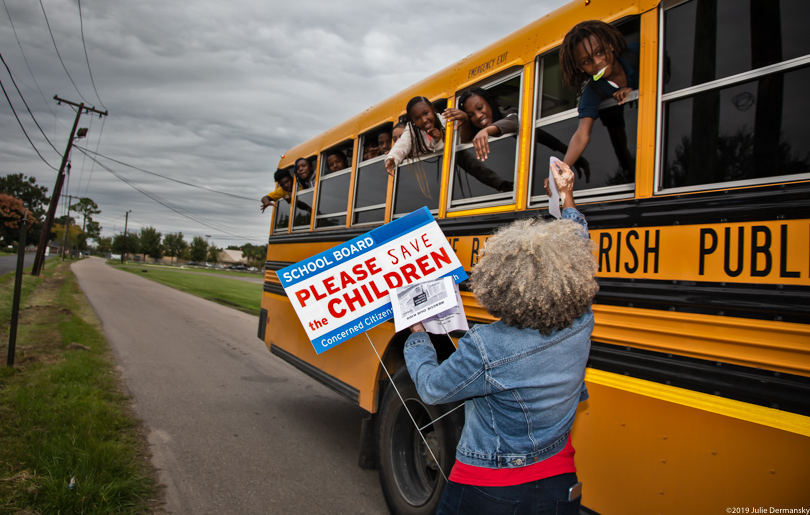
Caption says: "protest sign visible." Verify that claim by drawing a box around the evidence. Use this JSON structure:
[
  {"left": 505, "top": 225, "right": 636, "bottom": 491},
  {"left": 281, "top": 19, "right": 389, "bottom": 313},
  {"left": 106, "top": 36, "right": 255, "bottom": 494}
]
[{"left": 277, "top": 207, "right": 468, "bottom": 354}]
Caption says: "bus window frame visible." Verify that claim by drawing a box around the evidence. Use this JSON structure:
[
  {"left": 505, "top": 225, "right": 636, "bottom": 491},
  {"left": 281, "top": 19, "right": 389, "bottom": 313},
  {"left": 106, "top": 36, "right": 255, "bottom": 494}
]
[
  {"left": 527, "top": 40, "right": 638, "bottom": 209},
  {"left": 654, "top": 2, "right": 810, "bottom": 196},
  {"left": 314, "top": 144, "right": 353, "bottom": 229},
  {"left": 389, "top": 148, "right": 443, "bottom": 220},
  {"left": 446, "top": 69, "right": 523, "bottom": 212},
  {"left": 351, "top": 131, "right": 389, "bottom": 227},
  {"left": 270, "top": 165, "right": 295, "bottom": 235}
]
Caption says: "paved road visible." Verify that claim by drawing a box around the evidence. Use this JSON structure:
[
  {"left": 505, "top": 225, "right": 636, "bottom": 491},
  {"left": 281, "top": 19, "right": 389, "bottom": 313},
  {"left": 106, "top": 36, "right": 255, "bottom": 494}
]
[
  {"left": 0, "top": 252, "right": 50, "bottom": 276},
  {"left": 72, "top": 257, "right": 387, "bottom": 514}
]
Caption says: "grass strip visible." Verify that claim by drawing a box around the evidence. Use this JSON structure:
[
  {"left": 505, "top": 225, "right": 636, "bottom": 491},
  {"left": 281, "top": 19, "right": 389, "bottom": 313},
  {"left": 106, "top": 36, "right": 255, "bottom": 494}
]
[
  {"left": 112, "top": 265, "right": 262, "bottom": 315},
  {"left": 0, "top": 259, "right": 160, "bottom": 514}
]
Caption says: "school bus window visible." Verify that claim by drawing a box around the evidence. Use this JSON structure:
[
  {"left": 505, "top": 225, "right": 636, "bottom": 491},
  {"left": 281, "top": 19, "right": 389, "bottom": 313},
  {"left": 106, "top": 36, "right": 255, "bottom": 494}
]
[
  {"left": 529, "top": 18, "right": 640, "bottom": 205},
  {"left": 272, "top": 196, "right": 291, "bottom": 234},
  {"left": 291, "top": 158, "right": 316, "bottom": 231},
  {"left": 390, "top": 99, "right": 446, "bottom": 219},
  {"left": 316, "top": 144, "right": 352, "bottom": 229},
  {"left": 659, "top": 0, "right": 810, "bottom": 192},
  {"left": 353, "top": 126, "right": 391, "bottom": 226},
  {"left": 662, "top": 0, "right": 810, "bottom": 95},
  {"left": 449, "top": 74, "right": 521, "bottom": 208}
]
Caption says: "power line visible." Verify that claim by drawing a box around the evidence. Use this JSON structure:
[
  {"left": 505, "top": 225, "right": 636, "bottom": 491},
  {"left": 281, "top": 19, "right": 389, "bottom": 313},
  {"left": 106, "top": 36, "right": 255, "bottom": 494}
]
[
  {"left": 2, "top": 0, "right": 59, "bottom": 120},
  {"left": 83, "top": 115, "right": 106, "bottom": 196},
  {"left": 77, "top": 149, "right": 255, "bottom": 240},
  {"left": 75, "top": 146, "right": 256, "bottom": 201},
  {"left": 0, "top": 75, "right": 58, "bottom": 171},
  {"left": 38, "top": 0, "right": 91, "bottom": 105},
  {"left": 76, "top": 0, "right": 105, "bottom": 110},
  {"left": 0, "top": 52, "right": 62, "bottom": 154}
]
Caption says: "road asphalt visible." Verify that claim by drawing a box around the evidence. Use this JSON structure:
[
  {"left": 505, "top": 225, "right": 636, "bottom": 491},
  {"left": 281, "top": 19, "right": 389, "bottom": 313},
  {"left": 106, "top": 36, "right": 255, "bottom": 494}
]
[{"left": 72, "top": 257, "right": 387, "bottom": 514}]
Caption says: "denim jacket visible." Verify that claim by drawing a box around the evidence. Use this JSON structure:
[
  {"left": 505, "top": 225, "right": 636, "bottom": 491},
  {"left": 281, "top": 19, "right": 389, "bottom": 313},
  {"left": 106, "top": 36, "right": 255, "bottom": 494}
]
[{"left": 403, "top": 208, "right": 592, "bottom": 469}]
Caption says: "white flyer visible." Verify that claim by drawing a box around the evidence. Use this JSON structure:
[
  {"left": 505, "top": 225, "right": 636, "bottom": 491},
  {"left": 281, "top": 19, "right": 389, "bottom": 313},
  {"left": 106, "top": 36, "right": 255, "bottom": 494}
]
[
  {"left": 391, "top": 277, "right": 467, "bottom": 334},
  {"left": 548, "top": 156, "right": 562, "bottom": 219}
]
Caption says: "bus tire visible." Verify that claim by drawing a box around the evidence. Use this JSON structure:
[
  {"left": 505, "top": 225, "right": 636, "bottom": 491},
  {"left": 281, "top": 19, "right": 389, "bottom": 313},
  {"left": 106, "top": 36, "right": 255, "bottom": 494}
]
[{"left": 377, "top": 366, "right": 461, "bottom": 515}]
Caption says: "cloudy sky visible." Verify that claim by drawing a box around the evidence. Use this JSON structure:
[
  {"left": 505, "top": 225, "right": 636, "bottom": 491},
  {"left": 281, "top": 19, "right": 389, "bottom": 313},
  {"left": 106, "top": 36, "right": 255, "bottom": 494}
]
[{"left": 1, "top": 0, "right": 568, "bottom": 248}]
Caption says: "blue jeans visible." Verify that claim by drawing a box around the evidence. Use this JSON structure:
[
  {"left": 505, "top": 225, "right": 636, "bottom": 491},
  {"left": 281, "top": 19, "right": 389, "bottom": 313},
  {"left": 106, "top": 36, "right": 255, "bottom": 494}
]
[{"left": 436, "top": 473, "right": 581, "bottom": 515}]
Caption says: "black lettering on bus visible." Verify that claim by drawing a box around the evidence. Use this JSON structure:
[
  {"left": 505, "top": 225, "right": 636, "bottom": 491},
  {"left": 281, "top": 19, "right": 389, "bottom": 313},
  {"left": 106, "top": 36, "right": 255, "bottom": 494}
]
[
  {"left": 449, "top": 238, "right": 459, "bottom": 254},
  {"left": 780, "top": 224, "right": 800, "bottom": 278},
  {"left": 598, "top": 233, "right": 612, "bottom": 273},
  {"left": 624, "top": 230, "right": 639, "bottom": 274},
  {"left": 615, "top": 232, "right": 622, "bottom": 273},
  {"left": 643, "top": 230, "right": 660, "bottom": 274},
  {"left": 699, "top": 228, "right": 717, "bottom": 276},
  {"left": 751, "top": 226, "right": 772, "bottom": 277},
  {"left": 723, "top": 226, "right": 744, "bottom": 277},
  {"left": 471, "top": 238, "right": 480, "bottom": 267}
]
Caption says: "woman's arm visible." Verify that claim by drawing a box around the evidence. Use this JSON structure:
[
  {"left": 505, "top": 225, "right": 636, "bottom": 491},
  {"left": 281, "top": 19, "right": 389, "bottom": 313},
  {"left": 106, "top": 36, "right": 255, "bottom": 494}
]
[
  {"left": 563, "top": 117, "right": 595, "bottom": 167},
  {"left": 443, "top": 107, "right": 475, "bottom": 143},
  {"left": 404, "top": 330, "right": 488, "bottom": 405}
]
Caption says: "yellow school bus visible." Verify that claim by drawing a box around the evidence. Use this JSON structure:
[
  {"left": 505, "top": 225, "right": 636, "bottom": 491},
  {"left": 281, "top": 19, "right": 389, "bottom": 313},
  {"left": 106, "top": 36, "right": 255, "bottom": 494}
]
[{"left": 259, "top": 0, "right": 810, "bottom": 513}]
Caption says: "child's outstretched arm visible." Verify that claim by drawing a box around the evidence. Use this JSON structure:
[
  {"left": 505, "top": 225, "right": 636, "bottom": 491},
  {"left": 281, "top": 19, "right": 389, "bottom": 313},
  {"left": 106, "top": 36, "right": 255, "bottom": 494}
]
[
  {"left": 563, "top": 117, "right": 595, "bottom": 168},
  {"left": 384, "top": 125, "right": 415, "bottom": 176}
]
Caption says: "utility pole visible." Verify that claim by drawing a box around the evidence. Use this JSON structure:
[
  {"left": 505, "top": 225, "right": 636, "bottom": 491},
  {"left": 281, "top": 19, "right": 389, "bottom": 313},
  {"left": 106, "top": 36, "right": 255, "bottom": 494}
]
[
  {"left": 61, "top": 194, "right": 78, "bottom": 261},
  {"left": 31, "top": 96, "right": 107, "bottom": 276},
  {"left": 122, "top": 210, "right": 131, "bottom": 264}
]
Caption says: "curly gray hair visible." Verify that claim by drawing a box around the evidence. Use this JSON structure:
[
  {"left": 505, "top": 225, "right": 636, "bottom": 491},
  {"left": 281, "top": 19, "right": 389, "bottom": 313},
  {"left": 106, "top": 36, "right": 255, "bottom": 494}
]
[{"left": 470, "top": 217, "right": 598, "bottom": 334}]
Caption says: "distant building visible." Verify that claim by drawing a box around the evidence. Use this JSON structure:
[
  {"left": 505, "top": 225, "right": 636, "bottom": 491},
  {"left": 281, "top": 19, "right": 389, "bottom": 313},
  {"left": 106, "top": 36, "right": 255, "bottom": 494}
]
[{"left": 219, "top": 249, "right": 246, "bottom": 265}]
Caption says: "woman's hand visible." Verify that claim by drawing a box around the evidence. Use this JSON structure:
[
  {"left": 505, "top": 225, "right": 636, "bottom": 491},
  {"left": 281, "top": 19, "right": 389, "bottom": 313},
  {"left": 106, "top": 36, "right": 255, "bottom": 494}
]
[
  {"left": 613, "top": 87, "right": 633, "bottom": 105},
  {"left": 409, "top": 322, "right": 426, "bottom": 333},
  {"left": 472, "top": 129, "right": 491, "bottom": 161},
  {"left": 384, "top": 158, "right": 396, "bottom": 177},
  {"left": 546, "top": 160, "right": 576, "bottom": 209},
  {"left": 442, "top": 108, "right": 468, "bottom": 126}
]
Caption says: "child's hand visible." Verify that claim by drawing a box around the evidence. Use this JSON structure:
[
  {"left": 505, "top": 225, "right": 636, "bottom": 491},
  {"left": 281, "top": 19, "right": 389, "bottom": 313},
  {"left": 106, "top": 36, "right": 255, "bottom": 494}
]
[
  {"left": 443, "top": 108, "right": 468, "bottom": 125},
  {"left": 260, "top": 198, "right": 274, "bottom": 213},
  {"left": 384, "top": 158, "right": 396, "bottom": 177},
  {"left": 473, "top": 129, "right": 490, "bottom": 161},
  {"left": 613, "top": 87, "right": 634, "bottom": 105},
  {"left": 427, "top": 127, "right": 443, "bottom": 142}
]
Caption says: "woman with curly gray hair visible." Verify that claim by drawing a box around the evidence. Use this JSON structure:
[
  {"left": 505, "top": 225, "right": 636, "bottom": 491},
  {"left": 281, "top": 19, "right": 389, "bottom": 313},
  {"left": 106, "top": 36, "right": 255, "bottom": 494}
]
[{"left": 404, "top": 160, "right": 597, "bottom": 514}]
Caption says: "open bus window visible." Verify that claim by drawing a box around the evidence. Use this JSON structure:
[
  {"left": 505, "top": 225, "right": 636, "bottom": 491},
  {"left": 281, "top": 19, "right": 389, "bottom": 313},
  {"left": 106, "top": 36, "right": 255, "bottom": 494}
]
[
  {"left": 529, "top": 18, "right": 640, "bottom": 205},
  {"left": 316, "top": 143, "right": 352, "bottom": 228},
  {"left": 291, "top": 159, "right": 316, "bottom": 231},
  {"left": 390, "top": 99, "right": 445, "bottom": 219},
  {"left": 273, "top": 197, "right": 291, "bottom": 234},
  {"left": 353, "top": 125, "right": 392, "bottom": 226},
  {"left": 449, "top": 73, "right": 521, "bottom": 209},
  {"left": 659, "top": 0, "right": 810, "bottom": 192}
]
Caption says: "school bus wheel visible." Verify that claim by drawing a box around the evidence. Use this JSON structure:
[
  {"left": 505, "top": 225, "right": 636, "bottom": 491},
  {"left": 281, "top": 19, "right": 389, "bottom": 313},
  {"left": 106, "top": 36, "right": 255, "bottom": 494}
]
[{"left": 376, "top": 367, "right": 462, "bottom": 515}]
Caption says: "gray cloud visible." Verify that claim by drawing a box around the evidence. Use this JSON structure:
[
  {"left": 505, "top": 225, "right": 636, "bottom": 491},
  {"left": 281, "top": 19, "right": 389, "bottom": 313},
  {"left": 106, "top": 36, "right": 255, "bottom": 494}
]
[{"left": 1, "top": 0, "right": 568, "bottom": 247}]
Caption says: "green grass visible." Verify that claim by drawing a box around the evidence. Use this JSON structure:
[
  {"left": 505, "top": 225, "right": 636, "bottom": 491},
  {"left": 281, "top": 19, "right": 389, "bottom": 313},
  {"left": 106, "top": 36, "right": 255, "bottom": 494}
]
[
  {"left": 0, "top": 260, "right": 160, "bottom": 514},
  {"left": 113, "top": 265, "right": 262, "bottom": 315}
]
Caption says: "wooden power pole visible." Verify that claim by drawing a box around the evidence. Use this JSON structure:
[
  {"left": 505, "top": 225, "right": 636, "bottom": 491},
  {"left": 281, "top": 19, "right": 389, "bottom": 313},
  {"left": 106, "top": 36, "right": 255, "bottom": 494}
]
[{"left": 31, "top": 96, "right": 107, "bottom": 276}]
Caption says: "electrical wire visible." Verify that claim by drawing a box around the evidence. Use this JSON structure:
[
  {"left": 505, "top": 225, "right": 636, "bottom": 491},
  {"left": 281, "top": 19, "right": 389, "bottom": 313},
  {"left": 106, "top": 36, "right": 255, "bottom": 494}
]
[
  {"left": 77, "top": 149, "right": 255, "bottom": 240},
  {"left": 0, "top": 75, "right": 59, "bottom": 171},
  {"left": 38, "top": 0, "right": 91, "bottom": 105},
  {"left": 83, "top": 114, "right": 106, "bottom": 196},
  {"left": 0, "top": 52, "right": 61, "bottom": 154},
  {"left": 2, "top": 0, "right": 59, "bottom": 120},
  {"left": 76, "top": 0, "right": 105, "bottom": 110},
  {"left": 75, "top": 147, "right": 256, "bottom": 201}
]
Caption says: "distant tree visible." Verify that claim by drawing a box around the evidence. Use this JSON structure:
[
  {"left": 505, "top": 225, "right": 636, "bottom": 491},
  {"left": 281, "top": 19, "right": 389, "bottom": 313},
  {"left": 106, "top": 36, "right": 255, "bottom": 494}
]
[
  {"left": 1, "top": 193, "right": 37, "bottom": 245},
  {"left": 53, "top": 223, "right": 83, "bottom": 257},
  {"left": 189, "top": 236, "right": 207, "bottom": 262},
  {"left": 112, "top": 232, "right": 140, "bottom": 260},
  {"left": 226, "top": 244, "right": 240, "bottom": 250},
  {"left": 139, "top": 226, "right": 163, "bottom": 261},
  {"left": 70, "top": 197, "right": 101, "bottom": 232},
  {"left": 0, "top": 173, "right": 49, "bottom": 243},
  {"left": 96, "top": 236, "right": 112, "bottom": 254},
  {"left": 86, "top": 220, "right": 102, "bottom": 241},
  {"left": 163, "top": 232, "right": 188, "bottom": 264},
  {"left": 207, "top": 246, "right": 220, "bottom": 264}
]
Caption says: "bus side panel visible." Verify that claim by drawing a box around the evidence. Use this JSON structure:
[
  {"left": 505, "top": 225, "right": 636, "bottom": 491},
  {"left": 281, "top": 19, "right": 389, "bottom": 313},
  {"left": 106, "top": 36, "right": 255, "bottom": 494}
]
[
  {"left": 262, "top": 291, "right": 394, "bottom": 412},
  {"left": 573, "top": 377, "right": 810, "bottom": 514}
]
